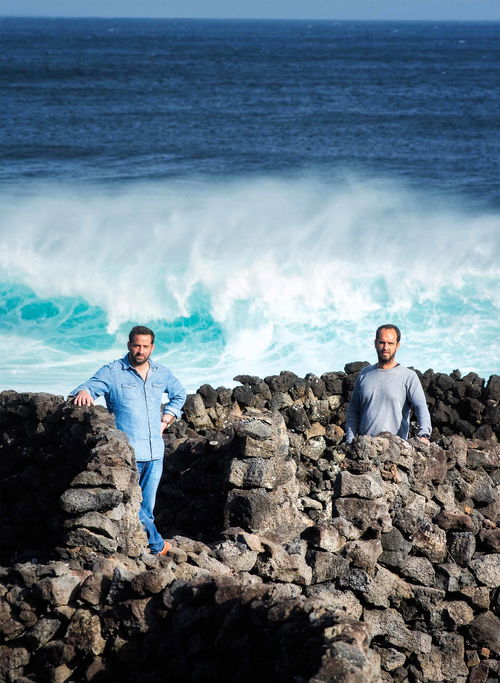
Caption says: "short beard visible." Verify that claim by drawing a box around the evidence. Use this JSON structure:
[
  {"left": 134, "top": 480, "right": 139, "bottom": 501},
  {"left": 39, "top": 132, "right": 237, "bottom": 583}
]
[
  {"left": 377, "top": 350, "right": 396, "bottom": 366},
  {"left": 130, "top": 353, "right": 149, "bottom": 366}
]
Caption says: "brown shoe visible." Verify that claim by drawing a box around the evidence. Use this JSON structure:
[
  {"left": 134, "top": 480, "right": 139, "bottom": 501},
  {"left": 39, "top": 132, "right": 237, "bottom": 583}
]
[{"left": 157, "top": 540, "right": 172, "bottom": 556}]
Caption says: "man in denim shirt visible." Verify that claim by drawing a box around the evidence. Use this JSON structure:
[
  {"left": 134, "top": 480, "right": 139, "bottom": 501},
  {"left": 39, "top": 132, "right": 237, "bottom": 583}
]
[{"left": 70, "top": 325, "right": 186, "bottom": 555}]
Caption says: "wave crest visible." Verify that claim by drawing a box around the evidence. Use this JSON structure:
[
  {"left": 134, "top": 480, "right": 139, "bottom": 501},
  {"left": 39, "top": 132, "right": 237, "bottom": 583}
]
[{"left": 1, "top": 173, "right": 499, "bottom": 391}]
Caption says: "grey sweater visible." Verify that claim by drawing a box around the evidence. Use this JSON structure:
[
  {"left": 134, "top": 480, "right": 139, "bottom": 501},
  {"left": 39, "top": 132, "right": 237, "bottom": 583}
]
[{"left": 345, "top": 363, "right": 432, "bottom": 443}]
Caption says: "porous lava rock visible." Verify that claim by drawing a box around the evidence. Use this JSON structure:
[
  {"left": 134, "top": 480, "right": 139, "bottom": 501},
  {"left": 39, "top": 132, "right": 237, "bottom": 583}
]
[{"left": 1, "top": 365, "right": 499, "bottom": 682}]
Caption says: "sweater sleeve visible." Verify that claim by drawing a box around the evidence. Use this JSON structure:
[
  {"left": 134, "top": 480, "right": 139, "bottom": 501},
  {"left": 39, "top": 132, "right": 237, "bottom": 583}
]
[
  {"left": 345, "top": 378, "right": 361, "bottom": 443},
  {"left": 407, "top": 373, "right": 432, "bottom": 437}
]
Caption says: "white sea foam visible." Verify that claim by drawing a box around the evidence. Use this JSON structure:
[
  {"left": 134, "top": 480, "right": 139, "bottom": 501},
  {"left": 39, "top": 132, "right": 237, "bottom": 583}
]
[{"left": 1, "top": 173, "right": 499, "bottom": 394}]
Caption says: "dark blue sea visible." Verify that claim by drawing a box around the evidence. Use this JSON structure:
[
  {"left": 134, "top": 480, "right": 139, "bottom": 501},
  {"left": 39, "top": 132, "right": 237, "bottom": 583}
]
[{"left": 1, "top": 17, "right": 499, "bottom": 394}]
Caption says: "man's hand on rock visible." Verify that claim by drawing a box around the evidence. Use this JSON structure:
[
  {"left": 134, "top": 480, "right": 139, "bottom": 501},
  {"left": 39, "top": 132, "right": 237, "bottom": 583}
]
[
  {"left": 72, "top": 390, "right": 94, "bottom": 407},
  {"left": 161, "top": 414, "right": 176, "bottom": 434},
  {"left": 418, "top": 436, "right": 430, "bottom": 445}
]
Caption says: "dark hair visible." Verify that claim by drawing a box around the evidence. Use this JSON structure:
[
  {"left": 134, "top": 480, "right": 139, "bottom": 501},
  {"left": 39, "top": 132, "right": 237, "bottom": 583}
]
[
  {"left": 128, "top": 325, "right": 155, "bottom": 344},
  {"left": 375, "top": 324, "right": 401, "bottom": 343}
]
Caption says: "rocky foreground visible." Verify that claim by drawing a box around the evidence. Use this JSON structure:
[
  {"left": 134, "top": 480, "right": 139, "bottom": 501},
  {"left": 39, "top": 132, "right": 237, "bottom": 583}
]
[{"left": 0, "top": 365, "right": 499, "bottom": 682}]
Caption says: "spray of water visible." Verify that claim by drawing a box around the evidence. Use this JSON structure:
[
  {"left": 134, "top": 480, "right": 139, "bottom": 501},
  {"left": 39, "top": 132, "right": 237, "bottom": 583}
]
[{"left": 1, "top": 173, "right": 499, "bottom": 393}]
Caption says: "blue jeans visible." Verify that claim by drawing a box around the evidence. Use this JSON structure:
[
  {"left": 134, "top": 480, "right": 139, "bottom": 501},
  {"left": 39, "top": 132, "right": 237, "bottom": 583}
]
[{"left": 136, "top": 459, "right": 165, "bottom": 553}]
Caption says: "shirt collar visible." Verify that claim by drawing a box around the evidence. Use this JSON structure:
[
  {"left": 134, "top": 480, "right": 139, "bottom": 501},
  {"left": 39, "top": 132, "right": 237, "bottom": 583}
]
[{"left": 121, "top": 353, "right": 158, "bottom": 372}]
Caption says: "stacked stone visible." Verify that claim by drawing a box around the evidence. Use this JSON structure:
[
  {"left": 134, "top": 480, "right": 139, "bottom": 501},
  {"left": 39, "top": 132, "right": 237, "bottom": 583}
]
[
  {"left": 169, "top": 365, "right": 498, "bottom": 540},
  {"left": 303, "top": 434, "right": 500, "bottom": 681},
  {"left": 0, "top": 543, "right": 381, "bottom": 682},
  {"left": 421, "top": 371, "right": 500, "bottom": 441},
  {"left": 1, "top": 393, "right": 381, "bottom": 682},
  {"left": 1, "top": 389, "right": 499, "bottom": 682},
  {"left": 224, "top": 409, "right": 309, "bottom": 542},
  {"left": 178, "top": 365, "right": 500, "bottom": 443},
  {"left": 0, "top": 392, "right": 146, "bottom": 566}
]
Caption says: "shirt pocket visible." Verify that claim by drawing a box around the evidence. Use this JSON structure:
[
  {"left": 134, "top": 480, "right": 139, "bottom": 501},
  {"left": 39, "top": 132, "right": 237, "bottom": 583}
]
[
  {"left": 151, "top": 382, "right": 165, "bottom": 397},
  {"left": 121, "top": 383, "right": 140, "bottom": 403}
]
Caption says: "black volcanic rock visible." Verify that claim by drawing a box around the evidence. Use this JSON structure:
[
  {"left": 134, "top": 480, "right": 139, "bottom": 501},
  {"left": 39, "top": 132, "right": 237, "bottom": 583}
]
[
  {"left": 1, "top": 365, "right": 499, "bottom": 682},
  {"left": 197, "top": 383, "right": 218, "bottom": 408}
]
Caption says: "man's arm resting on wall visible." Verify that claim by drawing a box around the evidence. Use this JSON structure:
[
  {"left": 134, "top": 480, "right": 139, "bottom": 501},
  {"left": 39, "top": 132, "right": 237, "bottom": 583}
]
[{"left": 69, "top": 366, "right": 112, "bottom": 406}]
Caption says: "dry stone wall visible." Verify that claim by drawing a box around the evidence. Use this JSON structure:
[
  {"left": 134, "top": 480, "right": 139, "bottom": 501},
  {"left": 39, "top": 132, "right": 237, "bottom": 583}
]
[
  {"left": 186, "top": 364, "right": 500, "bottom": 442},
  {"left": 0, "top": 391, "right": 146, "bottom": 567},
  {"left": 0, "top": 364, "right": 499, "bottom": 683}
]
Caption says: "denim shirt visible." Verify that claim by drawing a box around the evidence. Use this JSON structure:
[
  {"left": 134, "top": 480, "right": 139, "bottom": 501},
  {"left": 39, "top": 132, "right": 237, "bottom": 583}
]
[{"left": 70, "top": 354, "right": 187, "bottom": 461}]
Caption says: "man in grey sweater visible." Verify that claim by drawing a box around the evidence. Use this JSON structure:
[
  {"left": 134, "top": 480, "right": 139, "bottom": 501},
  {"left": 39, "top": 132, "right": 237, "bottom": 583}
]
[{"left": 345, "top": 324, "right": 431, "bottom": 444}]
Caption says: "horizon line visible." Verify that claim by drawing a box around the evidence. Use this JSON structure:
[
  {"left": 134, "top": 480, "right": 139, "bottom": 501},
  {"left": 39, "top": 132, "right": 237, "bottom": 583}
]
[{"left": 2, "top": 15, "right": 500, "bottom": 23}]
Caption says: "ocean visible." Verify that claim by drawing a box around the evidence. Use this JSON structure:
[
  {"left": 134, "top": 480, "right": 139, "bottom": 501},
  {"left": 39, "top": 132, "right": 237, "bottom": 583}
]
[{"left": 1, "top": 17, "right": 499, "bottom": 396}]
